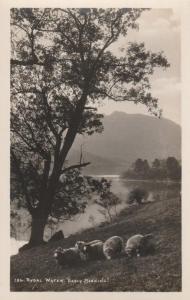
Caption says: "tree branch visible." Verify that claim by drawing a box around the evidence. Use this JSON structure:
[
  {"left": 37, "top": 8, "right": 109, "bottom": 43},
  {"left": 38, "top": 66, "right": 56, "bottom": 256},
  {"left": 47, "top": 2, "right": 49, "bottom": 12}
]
[
  {"left": 11, "top": 58, "right": 44, "bottom": 67},
  {"left": 91, "top": 12, "right": 123, "bottom": 75},
  {"left": 11, "top": 115, "right": 50, "bottom": 160},
  {"left": 41, "top": 92, "right": 60, "bottom": 140},
  {"left": 11, "top": 22, "right": 31, "bottom": 37},
  {"left": 11, "top": 88, "right": 43, "bottom": 95},
  {"left": 61, "top": 162, "right": 90, "bottom": 174},
  {"left": 84, "top": 106, "right": 97, "bottom": 110},
  {"left": 41, "top": 157, "right": 51, "bottom": 193},
  {"left": 58, "top": 90, "right": 89, "bottom": 170},
  {"left": 100, "top": 90, "right": 135, "bottom": 102}
]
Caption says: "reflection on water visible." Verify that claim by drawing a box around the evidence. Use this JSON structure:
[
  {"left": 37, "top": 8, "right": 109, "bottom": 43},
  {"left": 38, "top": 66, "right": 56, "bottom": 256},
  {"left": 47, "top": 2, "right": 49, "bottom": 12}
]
[
  {"left": 104, "top": 176, "right": 181, "bottom": 203},
  {"left": 11, "top": 238, "right": 27, "bottom": 255},
  {"left": 55, "top": 178, "right": 181, "bottom": 237},
  {"left": 11, "top": 177, "right": 181, "bottom": 255},
  {"left": 121, "top": 179, "right": 181, "bottom": 202}
]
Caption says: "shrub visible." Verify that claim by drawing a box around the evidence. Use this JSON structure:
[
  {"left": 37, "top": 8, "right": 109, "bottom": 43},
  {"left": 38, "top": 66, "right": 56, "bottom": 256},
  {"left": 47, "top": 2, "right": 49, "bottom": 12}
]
[{"left": 127, "top": 187, "right": 149, "bottom": 205}]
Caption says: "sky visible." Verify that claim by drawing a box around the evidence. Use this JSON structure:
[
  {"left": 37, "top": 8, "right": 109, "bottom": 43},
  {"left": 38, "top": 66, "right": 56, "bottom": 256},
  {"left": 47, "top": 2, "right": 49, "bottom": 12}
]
[{"left": 97, "top": 9, "right": 181, "bottom": 125}]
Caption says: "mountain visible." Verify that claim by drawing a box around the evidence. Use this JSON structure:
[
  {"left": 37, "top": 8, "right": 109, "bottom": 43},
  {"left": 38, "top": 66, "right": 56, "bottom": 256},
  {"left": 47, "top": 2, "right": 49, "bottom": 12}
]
[
  {"left": 67, "top": 150, "right": 126, "bottom": 175},
  {"left": 67, "top": 112, "right": 181, "bottom": 175}
]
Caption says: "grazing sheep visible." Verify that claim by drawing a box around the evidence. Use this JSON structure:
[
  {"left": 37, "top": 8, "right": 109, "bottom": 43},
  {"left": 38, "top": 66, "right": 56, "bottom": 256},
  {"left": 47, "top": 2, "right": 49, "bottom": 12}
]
[
  {"left": 125, "top": 233, "right": 154, "bottom": 257},
  {"left": 103, "top": 236, "right": 124, "bottom": 260},
  {"left": 75, "top": 240, "right": 101, "bottom": 251},
  {"left": 75, "top": 240, "right": 103, "bottom": 260},
  {"left": 75, "top": 241, "right": 86, "bottom": 253},
  {"left": 83, "top": 240, "right": 104, "bottom": 260},
  {"left": 53, "top": 246, "right": 83, "bottom": 266}
]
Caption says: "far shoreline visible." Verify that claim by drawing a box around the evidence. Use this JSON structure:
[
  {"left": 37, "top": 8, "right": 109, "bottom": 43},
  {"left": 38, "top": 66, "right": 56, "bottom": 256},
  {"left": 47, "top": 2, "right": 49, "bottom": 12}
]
[{"left": 88, "top": 175, "right": 181, "bottom": 183}]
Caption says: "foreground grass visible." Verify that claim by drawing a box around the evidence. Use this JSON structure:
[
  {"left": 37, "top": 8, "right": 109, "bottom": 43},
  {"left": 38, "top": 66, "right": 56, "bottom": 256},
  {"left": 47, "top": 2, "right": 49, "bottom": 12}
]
[{"left": 10, "top": 196, "right": 181, "bottom": 291}]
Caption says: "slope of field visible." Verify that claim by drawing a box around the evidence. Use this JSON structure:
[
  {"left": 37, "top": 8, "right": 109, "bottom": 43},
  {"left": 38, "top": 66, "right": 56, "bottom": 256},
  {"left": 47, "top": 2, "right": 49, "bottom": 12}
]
[{"left": 10, "top": 196, "right": 181, "bottom": 292}]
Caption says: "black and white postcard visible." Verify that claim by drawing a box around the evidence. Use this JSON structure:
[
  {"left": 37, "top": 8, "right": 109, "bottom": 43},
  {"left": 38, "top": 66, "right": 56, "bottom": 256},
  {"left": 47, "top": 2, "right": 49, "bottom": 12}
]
[{"left": 0, "top": 0, "right": 190, "bottom": 298}]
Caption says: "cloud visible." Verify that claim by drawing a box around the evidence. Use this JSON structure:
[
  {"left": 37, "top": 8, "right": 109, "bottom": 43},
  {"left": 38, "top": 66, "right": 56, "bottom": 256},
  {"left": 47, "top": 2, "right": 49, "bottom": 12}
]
[
  {"left": 128, "top": 9, "right": 181, "bottom": 80},
  {"left": 128, "top": 9, "right": 180, "bottom": 48},
  {"left": 138, "top": 9, "right": 180, "bottom": 34},
  {"left": 103, "top": 9, "right": 181, "bottom": 125},
  {"left": 150, "top": 76, "right": 181, "bottom": 124},
  {"left": 98, "top": 75, "right": 181, "bottom": 125},
  {"left": 151, "top": 77, "right": 181, "bottom": 96}
]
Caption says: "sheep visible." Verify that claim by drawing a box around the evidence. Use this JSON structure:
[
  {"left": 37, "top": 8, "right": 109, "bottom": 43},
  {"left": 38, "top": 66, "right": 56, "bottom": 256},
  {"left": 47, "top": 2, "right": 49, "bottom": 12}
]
[
  {"left": 74, "top": 241, "right": 86, "bottom": 256},
  {"left": 75, "top": 239, "right": 103, "bottom": 260},
  {"left": 125, "top": 233, "right": 155, "bottom": 257},
  {"left": 75, "top": 239, "right": 102, "bottom": 251},
  {"left": 53, "top": 246, "right": 83, "bottom": 266},
  {"left": 103, "top": 236, "right": 124, "bottom": 260},
  {"left": 83, "top": 240, "right": 104, "bottom": 260}
]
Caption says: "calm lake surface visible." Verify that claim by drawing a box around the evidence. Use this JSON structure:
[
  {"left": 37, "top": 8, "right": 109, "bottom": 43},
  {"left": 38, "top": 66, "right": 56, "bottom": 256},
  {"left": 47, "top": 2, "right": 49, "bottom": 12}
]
[{"left": 11, "top": 177, "right": 181, "bottom": 255}]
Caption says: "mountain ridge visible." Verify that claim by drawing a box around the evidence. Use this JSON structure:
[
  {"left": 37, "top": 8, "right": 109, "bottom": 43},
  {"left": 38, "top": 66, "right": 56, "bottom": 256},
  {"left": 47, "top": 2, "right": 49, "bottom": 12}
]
[{"left": 67, "top": 112, "right": 181, "bottom": 175}]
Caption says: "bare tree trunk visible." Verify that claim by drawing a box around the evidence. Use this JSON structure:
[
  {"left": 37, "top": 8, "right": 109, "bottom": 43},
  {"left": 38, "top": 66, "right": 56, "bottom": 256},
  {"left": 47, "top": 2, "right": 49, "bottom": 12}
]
[
  {"left": 19, "top": 209, "right": 48, "bottom": 252},
  {"left": 107, "top": 207, "right": 112, "bottom": 223},
  {"left": 114, "top": 204, "right": 118, "bottom": 217},
  {"left": 29, "top": 214, "right": 47, "bottom": 246}
]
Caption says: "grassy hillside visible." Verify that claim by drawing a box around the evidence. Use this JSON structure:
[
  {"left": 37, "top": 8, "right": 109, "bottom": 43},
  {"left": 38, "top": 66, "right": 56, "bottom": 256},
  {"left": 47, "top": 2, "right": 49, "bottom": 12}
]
[{"left": 10, "top": 196, "right": 181, "bottom": 292}]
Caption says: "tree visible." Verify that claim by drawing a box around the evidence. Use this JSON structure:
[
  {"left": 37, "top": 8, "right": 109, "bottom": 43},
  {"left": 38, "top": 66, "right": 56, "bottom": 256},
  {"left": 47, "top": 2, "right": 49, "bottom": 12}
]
[
  {"left": 11, "top": 164, "right": 102, "bottom": 242},
  {"left": 122, "top": 157, "right": 181, "bottom": 180},
  {"left": 127, "top": 187, "right": 149, "bottom": 205},
  {"left": 133, "top": 158, "right": 145, "bottom": 174},
  {"left": 152, "top": 158, "right": 161, "bottom": 169},
  {"left": 125, "top": 158, "right": 150, "bottom": 179},
  {"left": 142, "top": 159, "right": 150, "bottom": 175},
  {"left": 166, "top": 157, "right": 181, "bottom": 180},
  {"left": 11, "top": 8, "right": 169, "bottom": 247},
  {"left": 95, "top": 178, "right": 121, "bottom": 223}
]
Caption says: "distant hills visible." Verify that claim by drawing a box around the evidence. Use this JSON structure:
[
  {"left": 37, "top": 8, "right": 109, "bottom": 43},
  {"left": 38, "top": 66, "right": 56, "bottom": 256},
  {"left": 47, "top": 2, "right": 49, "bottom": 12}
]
[{"left": 67, "top": 112, "right": 181, "bottom": 175}]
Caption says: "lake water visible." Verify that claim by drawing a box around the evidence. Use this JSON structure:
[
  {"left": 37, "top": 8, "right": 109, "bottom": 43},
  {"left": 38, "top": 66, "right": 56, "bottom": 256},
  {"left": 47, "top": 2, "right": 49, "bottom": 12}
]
[
  {"left": 11, "top": 177, "right": 181, "bottom": 255},
  {"left": 11, "top": 238, "right": 27, "bottom": 255}
]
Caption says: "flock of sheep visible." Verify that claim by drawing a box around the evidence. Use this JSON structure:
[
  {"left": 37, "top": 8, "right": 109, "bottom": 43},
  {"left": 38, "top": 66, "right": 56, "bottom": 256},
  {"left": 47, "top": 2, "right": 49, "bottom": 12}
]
[{"left": 53, "top": 234, "right": 155, "bottom": 267}]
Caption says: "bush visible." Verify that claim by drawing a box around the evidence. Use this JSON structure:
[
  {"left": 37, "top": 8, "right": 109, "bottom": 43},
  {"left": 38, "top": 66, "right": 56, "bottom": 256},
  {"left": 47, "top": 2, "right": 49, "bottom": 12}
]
[{"left": 127, "top": 187, "right": 149, "bottom": 205}]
